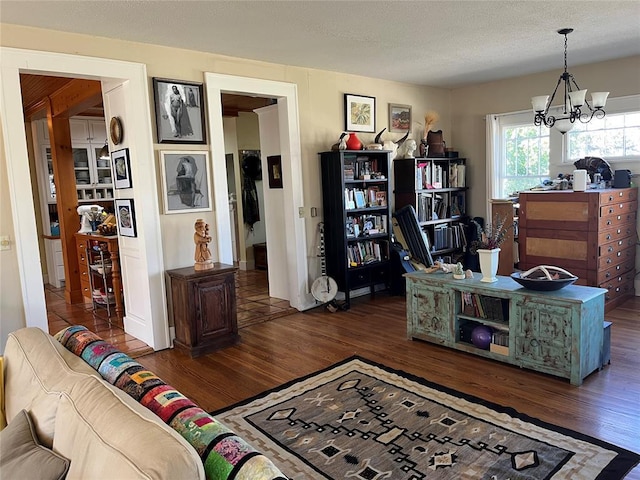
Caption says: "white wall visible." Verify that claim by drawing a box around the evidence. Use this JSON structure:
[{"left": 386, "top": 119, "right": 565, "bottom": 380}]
[
  {"left": 0, "top": 24, "right": 449, "bottom": 342},
  {"left": 451, "top": 55, "right": 640, "bottom": 289},
  {"left": 450, "top": 55, "right": 640, "bottom": 218}
]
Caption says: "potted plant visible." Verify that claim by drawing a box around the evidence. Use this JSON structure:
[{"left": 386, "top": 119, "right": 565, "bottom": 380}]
[{"left": 470, "top": 215, "right": 513, "bottom": 283}]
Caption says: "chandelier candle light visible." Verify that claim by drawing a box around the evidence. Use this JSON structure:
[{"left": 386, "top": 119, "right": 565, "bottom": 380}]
[{"left": 531, "top": 28, "right": 609, "bottom": 134}]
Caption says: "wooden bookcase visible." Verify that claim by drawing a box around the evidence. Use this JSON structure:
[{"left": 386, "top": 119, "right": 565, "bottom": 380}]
[
  {"left": 319, "top": 150, "right": 392, "bottom": 306},
  {"left": 393, "top": 157, "right": 468, "bottom": 262}
]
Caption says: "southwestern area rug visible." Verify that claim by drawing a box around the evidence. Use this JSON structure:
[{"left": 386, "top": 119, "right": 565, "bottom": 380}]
[{"left": 212, "top": 356, "right": 639, "bottom": 480}]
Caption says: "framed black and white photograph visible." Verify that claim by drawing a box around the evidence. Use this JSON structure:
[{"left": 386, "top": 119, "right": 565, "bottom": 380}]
[
  {"left": 344, "top": 93, "right": 376, "bottom": 133},
  {"left": 111, "top": 148, "right": 132, "bottom": 189},
  {"left": 389, "top": 103, "right": 412, "bottom": 133},
  {"left": 160, "top": 151, "right": 212, "bottom": 214},
  {"left": 153, "top": 78, "right": 206, "bottom": 144},
  {"left": 114, "top": 198, "right": 137, "bottom": 237}
]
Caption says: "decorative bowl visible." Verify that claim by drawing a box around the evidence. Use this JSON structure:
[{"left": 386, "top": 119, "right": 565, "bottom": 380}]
[{"left": 510, "top": 265, "right": 578, "bottom": 291}]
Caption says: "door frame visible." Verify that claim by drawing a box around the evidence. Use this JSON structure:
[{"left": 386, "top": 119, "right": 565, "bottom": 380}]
[
  {"left": 205, "top": 73, "right": 311, "bottom": 309},
  {"left": 0, "top": 47, "right": 171, "bottom": 349}
]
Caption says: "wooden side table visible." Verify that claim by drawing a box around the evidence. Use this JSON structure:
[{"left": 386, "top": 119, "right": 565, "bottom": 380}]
[{"left": 165, "top": 264, "right": 239, "bottom": 357}]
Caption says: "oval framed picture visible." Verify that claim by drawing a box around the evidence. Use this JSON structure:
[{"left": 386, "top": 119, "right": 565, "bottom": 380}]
[{"left": 110, "top": 116, "right": 123, "bottom": 145}]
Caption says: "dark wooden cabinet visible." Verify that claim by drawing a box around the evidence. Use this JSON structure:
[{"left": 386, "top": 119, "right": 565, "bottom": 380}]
[
  {"left": 319, "top": 150, "right": 392, "bottom": 306},
  {"left": 518, "top": 187, "right": 637, "bottom": 311},
  {"left": 165, "top": 264, "right": 239, "bottom": 357}
]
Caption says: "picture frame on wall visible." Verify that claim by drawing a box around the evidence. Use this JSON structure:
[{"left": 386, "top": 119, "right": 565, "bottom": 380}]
[
  {"left": 389, "top": 103, "right": 412, "bottom": 133},
  {"left": 159, "top": 151, "right": 212, "bottom": 214},
  {"left": 111, "top": 148, "right": 132, "bottom": 189},
  {"left": 344, "top": 93, "right": 376, "bottom": 133},
  {"left": 152, "top": 78, "right": 206, "bottom": 144},
  {"left": 267, "top": 155, "right": 283, "bottom": 189},
  {"left": 114, "top": 198, "right": 137, "bottom": 237}
]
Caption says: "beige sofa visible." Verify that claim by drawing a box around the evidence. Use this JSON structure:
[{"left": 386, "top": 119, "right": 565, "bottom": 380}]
[{"left": 1, "top": 327, "right": 205, "bottom": 479}]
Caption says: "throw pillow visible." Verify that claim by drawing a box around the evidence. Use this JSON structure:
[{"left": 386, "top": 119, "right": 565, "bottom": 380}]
[{"left": 0, "top": 409, "right": 70, "bottom": 480}]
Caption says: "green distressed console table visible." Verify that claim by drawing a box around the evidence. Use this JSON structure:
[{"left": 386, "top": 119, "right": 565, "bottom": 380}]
[{"left": 405, "top": 271, "right": 606, "bottom": 385}]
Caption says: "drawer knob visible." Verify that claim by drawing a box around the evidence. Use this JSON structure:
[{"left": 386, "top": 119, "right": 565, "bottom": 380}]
[
  {"left": 606, "top": 234, "right": 611, "bottom": 240},
  {"left": 617, "top": 252, "right": 622, "bottom": 257},
  {"left": 530, "top": 339, "right": 539, "bottom": 347},
  {"left": 608, "top": 196, "right": 613, "bottom": 201},
  {"left": 605, "top": 272, "right": 611, "bottom": 278},
  {"left": 608, "top": 246, "right": 614, "bottom": 253}
]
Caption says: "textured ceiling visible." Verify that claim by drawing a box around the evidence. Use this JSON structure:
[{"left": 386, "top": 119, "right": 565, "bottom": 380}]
[{"left": 2, "top": 1, "right": 640, "bottom": 87}]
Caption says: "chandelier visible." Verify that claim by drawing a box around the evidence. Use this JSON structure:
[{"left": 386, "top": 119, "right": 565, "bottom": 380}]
[{"left": 532, "top": 28, "right": 609, "bottom": 134}]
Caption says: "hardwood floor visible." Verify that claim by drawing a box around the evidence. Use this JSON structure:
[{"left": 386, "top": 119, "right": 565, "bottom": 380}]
[
  {"left": 45, "top": 269, "right": 295, "bottom": 356},
  {"left": 47, "top": 283, "right": 640, "bottom": 477}
]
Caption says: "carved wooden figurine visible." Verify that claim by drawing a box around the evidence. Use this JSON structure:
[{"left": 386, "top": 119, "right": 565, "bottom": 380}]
[{"left": 194, "top": 218, "right": 214, "bottom": 270}]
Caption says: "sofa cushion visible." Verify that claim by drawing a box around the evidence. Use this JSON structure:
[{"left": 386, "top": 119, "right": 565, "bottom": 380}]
[
  {"left": 0, "top": 409, "right": 70, "bottom": 480},
  {"left": 3, "top": 327, "right": 100, "bottom": 446},
  {"left": 56, "top": 325, "right": 287, "bottom": 480},
  {"left": 53, "top": 375, "right": 205, "bottom": 479}
]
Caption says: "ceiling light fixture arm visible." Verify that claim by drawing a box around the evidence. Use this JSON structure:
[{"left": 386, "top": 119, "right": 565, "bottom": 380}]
[{"left": 531, "top": 28, "right": 608, "bottom": 134}]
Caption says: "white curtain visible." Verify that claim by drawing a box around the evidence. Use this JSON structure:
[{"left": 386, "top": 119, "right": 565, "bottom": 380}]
[{"left": 485, "top": 114, "right": 500, "bottom": 221}]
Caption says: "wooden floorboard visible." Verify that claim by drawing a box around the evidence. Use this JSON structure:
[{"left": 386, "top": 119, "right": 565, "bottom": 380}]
[
  {"left": 47, "top": 279, "right": 640, "bottom": 478},
  {"left": 136, "top": 293, "right": 640, "bottom": 478}
]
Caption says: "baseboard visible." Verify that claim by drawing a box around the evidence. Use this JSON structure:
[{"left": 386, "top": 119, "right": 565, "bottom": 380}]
[{"left": 169, "top": 326, "right": 176, "bottom": 344}]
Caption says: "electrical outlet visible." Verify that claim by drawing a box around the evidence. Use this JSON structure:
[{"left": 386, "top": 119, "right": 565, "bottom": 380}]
[
  {"left": 298, "top": 207, "right": 305, "bottom": 218},
  {"left": 0, "top": 236, "right": 10, "bottom": 251}
]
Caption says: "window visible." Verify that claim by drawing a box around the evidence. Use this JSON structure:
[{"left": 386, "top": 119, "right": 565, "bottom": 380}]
[
  {"left": 489, "top": 95, "right": 640, "bottom": 200},
  {"left": 566, "top": 111, "right": 640, "bottom": 162},
  {"left": 502, "top": 123, "right": 550, "bottom": 197},
  {"left": 488, "top": 111, "right": 550, "bottom": 199}
]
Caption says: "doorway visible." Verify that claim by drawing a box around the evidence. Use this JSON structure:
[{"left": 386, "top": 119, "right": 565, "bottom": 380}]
[
  {"left": 205, "top": 73, "right": 313, "bottom": 310},
  {"left": 1, "top": 47, "right": 170, "bottom": 350}
]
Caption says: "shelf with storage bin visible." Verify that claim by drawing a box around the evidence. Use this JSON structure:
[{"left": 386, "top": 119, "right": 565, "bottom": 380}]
[
  {"left": 394, "top": 157, "right": 469, "bottom": 262},
  {"left": 405, "top": 271, "right": 606, "bottom": 385},
  {"left": 320, "top": 150, "right": 392, "bottom": 306}
]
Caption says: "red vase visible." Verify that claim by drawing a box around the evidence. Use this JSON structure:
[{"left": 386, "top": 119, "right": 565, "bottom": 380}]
[{"left": 346, "top": 133, "right": 362, "bottom": 150}]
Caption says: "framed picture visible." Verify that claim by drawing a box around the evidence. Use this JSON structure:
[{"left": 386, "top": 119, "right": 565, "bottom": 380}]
[
  {"left": 111, "top": 148, "right": 132, "bottom": 189},
  {"left": 344, "top": 93, "right": 376, "bottom": 133},
  {"left": 152, "top": 78, "right": 206, "bottom": 144},
  {"left": 389, "top": 103, "right": 412, "bottom": 133},
  {"left": 159, "top": 151, "right": 212, "bottom": 214},
  {"left": 267, "top": 155, "right": 283, "bottom": 189},
  {"left": 114, "top": 198, "right": 137, "bottom": 237}
]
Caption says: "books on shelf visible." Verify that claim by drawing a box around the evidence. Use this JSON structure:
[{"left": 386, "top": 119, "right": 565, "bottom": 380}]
[
  {"left": 345, "top": 187, "right": 388, "bottom": 210},
  {"left": 460, "top": 293, "right": 508, "bottom": 323},
  {"left": 346, "top": 239, "right": 389, "bottom": 267}
]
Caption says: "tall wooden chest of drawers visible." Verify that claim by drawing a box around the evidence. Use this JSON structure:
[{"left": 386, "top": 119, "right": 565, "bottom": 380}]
[{"left": 518, "top": 187, "right": 637, "bottom": 311}]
